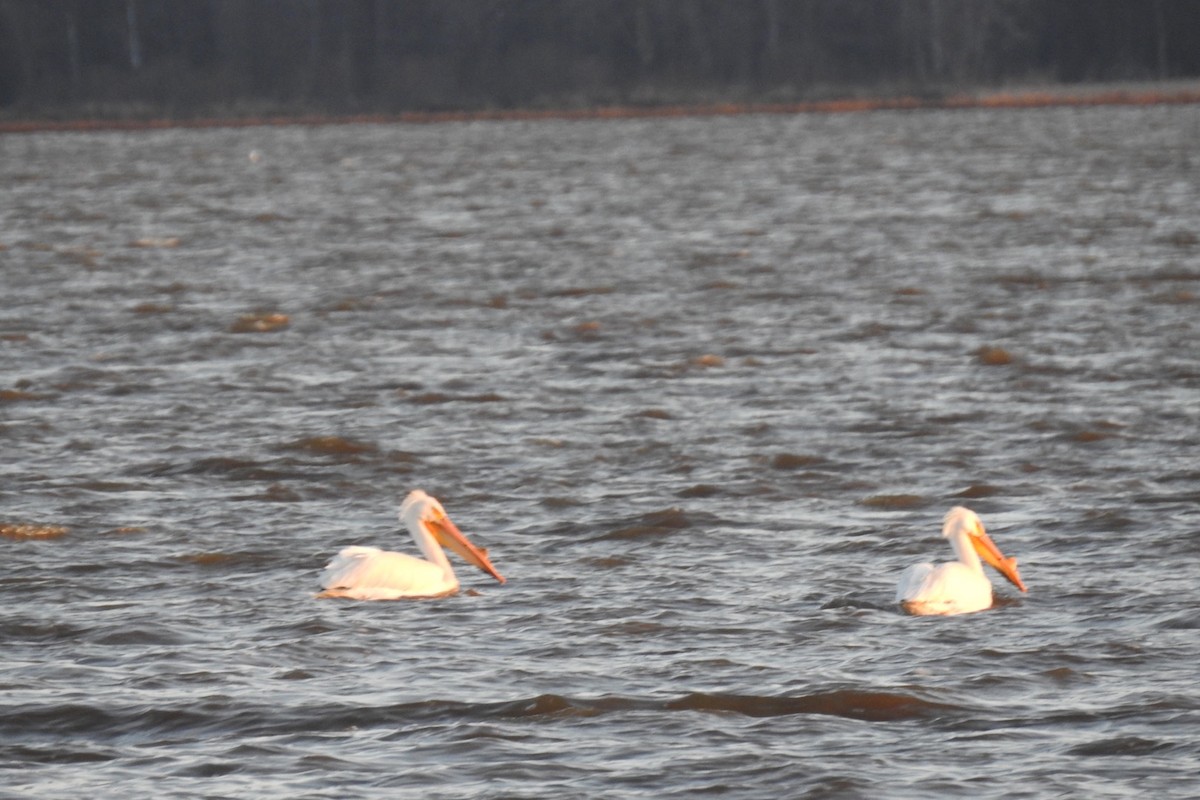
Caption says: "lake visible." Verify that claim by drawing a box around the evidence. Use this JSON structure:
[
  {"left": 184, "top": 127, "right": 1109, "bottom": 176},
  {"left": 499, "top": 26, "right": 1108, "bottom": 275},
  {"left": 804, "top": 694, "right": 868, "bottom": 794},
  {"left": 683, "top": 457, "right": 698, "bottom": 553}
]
[{"left": 2, "top": 103, "right": 1198, "bottom": 797}]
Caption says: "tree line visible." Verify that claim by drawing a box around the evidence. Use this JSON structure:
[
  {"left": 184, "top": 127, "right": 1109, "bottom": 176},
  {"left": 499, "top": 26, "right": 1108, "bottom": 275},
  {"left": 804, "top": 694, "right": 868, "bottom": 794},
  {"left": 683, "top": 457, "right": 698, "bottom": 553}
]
[{"left": 1, "top": 0, "right": 1198, "bottom": 118}]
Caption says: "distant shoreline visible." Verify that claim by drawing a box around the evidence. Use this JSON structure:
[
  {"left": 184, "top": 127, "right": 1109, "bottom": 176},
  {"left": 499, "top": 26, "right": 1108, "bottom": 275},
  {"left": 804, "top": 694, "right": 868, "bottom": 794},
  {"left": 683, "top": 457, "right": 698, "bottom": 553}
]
[{"left": 3, "top": 82, "right": 1199, "bottom": 135}]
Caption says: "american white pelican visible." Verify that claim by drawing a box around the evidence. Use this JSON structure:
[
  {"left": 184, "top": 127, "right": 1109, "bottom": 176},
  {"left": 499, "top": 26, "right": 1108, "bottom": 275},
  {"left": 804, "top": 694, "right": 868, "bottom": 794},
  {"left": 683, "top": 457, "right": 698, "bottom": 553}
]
[
  {"left": 318, "top": 490, "right": 505, "bottom": 600},
  {"left": 896, "top": 506, "right": 1027, "bottom": 616}
]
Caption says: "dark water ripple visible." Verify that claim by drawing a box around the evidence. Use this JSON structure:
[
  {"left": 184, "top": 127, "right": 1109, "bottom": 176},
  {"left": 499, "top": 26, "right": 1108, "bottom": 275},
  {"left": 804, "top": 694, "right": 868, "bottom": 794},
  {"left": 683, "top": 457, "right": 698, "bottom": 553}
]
[{"left": 3, "top": 105, "right": 1200, "bottom": 797}]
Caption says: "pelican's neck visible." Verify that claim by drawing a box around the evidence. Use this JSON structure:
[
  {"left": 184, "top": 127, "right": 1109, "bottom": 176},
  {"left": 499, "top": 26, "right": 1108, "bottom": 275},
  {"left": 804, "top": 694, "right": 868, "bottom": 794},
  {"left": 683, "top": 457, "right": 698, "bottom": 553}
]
[
  {"left": 947, "top": 527, "right": 984, "bottom": 574},
  {"left": 405, "top": 514, "right": 455, "bottom": 580}
]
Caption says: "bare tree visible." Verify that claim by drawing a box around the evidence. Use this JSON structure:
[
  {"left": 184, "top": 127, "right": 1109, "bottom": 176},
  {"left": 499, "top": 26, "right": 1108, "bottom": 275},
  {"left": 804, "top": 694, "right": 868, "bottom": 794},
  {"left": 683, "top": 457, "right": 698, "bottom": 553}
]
[
  {"left": 125, "top": 0, "right": 142, "bottom": 69},
  {"left": 1, "top": 0, "right": 1199, "bottom": 118}
]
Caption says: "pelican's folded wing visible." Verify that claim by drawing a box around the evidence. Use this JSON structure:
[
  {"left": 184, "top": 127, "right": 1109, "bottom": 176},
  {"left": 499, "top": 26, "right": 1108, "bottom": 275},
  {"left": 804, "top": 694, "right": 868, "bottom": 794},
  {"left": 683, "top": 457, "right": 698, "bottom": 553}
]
[{"left": 318, "top": 546, "right": 451, "bottom": 600}]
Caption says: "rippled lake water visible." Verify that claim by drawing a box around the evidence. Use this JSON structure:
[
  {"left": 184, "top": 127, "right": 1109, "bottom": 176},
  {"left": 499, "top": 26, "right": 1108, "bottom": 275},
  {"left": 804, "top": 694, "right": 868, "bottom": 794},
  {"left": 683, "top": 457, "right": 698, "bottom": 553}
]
[{"left": 2, "top": 104, "right": 1199, "bottom": 798}]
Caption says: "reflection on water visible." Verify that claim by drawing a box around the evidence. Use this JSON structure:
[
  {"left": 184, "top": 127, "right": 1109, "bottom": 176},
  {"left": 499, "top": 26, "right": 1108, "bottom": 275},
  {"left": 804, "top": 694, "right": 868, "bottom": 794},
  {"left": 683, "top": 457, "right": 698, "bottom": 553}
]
[{"left": 1, "top": 105, "right": 1199, "bottom": 797}]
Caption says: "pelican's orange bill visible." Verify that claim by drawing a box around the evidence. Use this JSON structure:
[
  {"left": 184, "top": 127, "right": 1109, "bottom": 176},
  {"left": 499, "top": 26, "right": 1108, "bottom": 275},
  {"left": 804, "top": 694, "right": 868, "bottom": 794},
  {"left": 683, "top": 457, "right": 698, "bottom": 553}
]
[
  {"left": 429, "top": 516, "right": 506, "bottom": 584},
  {"left": 971, "top": 530, "right": 1027, "bottom": 593}
]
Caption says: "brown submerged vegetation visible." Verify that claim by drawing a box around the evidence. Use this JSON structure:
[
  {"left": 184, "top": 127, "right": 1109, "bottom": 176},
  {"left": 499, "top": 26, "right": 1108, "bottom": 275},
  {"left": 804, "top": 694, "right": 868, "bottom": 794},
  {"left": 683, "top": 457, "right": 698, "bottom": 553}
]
[
  {"left": 229, "top": 312, "right": 290, "bottom": 334},
  {"left": 976, "top": 346, "right": 1015, "bottom": 366},
  {"left": 1, "top": 523, "right": 68, "bottom": 541},
  {"left": 861, "top": 494, "right": 927, "bottom": 510}
]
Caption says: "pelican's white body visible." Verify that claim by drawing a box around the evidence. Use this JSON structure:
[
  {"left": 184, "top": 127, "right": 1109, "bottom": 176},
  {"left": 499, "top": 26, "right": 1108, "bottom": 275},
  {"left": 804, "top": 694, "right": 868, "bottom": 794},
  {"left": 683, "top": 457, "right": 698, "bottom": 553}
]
[
  {"left": 321, "top": 545, "right": 459, "bottom": 600},
  {"left": 897, "top": 507, "right": 998, "bottom": 616}
]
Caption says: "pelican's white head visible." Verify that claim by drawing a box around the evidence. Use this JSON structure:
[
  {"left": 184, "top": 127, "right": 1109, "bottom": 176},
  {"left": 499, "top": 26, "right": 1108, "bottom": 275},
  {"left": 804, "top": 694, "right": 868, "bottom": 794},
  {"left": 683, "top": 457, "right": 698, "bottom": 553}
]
[
  {"left": 942, "top": 506, "right": 985, "bottom": 539},
  {"left": 943, "top": 506, "right": 1027, "bottom": 593},
  {"left": 399, "top": 489, "right": 505, "bottom": 584},
  {"left": 400, "top": 489, "right": 441, "bottom": 526}
]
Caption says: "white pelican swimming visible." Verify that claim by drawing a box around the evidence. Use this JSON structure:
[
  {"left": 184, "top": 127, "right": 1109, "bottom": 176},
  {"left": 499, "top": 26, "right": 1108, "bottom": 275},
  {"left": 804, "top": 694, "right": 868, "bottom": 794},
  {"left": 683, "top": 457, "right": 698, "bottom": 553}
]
[
  {"left": 896, "top": 506, "right": 1027, "bottom": 616},
  {"left": 318, "top": 490, "right": 505, "bottom": 600}
]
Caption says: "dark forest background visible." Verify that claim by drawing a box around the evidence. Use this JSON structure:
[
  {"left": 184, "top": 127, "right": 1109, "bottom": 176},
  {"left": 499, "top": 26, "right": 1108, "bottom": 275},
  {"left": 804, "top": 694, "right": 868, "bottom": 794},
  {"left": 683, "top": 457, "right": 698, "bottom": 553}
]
[{"left": 2, "top": 0, "right": 1199, "bottom": 119}]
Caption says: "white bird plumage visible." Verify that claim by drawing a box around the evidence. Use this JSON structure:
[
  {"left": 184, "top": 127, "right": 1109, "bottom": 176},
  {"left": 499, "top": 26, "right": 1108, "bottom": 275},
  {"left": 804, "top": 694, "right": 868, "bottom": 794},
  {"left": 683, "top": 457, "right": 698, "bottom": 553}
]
[
  {"left": 896, "top": 506, "right": 1027, "bottom": 616},
  {"left": 318, "top": 490, "right": 505, "bottom": 600}
]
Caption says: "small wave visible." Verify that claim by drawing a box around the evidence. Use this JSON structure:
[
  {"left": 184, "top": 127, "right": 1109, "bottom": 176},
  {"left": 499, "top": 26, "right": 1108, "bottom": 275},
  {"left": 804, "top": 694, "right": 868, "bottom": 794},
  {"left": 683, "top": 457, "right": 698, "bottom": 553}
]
[
  {"left": 1066, "top": 736, "right": 1174, "bottom": 757},
  {"left": 91, "top": 626, "right": 192, "bottom": 647},
  {"left": 486, "top": 689, "right": 961, "bottom": 722},
  {"left": 2, "top": 690, "right": 961, "bottom": 742},
  {"left": 953, "top": 484, "right": 1003, "bottom": 498},
  {"left": 463, "top": 691, "right": 956, "bottom": 722},
  {"left": 539, "top": 496, "right": 584, "bottom": 508},
  {"left": 0, "top": 620, "right": 86, "bottom": 642},
  {"left": 231, "top": 483, "right": 303, "bottom": 502},
  {"left": 177, "top": 552, "right": 239, "bottom": 567},
  {"left": 130, "top": 301, "right": 174, "bottom": 315},
  {"left": 133, "top": 457, "right": 296, "bottom": 482},
  {"left": 676, "top": 483, "right": 721, "bottom": 498},
  {"left": 41, "top": 366, "right": 116, "bottom": 392},
  {"left": 860, "top": 494, "right": 927, "bottom": 509},
  {"left": 546, "top": 286, "right": 615, "bottom": 298},
  {"left": 1, "top": 744, "right": 117, "bottom": 765},
  {"left": 76, "top": 480, "right": 142, "bottom": 493},
  {"left": 282, "top": 436, "right": 378, "bottom": 456},
  {"left": 1, "top": 703, "right": 208, "bottom": 739},
  {"left": 1075, "top": 430, "right": 1120, "bottom": 443},
  {"left": 487, "top": 694, "right": 630, "bottom": 719},
  {"left": 663, "top": 690, "right": 957, "bottom": 722},
  {"left": 393, "top": 690, "right": 955, "bottom": 724},
  {"left": 1155, "top": 611, "right": 1200, "bottom": 630},
  {"left": 769, "top": 452, "right": 826, "bottom": 470},
  {"left": 592, "top": 507, "right": 700, "bottom": 542},
  {"left": 403, "top": 391, "right": 506, "bottom": 405},
  {"left": 172, "top": 761, "right": 241, "bottom": 778},
  {"left": 820, "top": 596, "right": 895, "bottom": 613}
]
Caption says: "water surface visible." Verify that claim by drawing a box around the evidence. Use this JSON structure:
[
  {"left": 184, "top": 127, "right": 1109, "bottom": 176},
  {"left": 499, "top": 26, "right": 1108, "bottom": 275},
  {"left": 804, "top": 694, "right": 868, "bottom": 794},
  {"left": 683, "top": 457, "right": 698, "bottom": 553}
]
[{"left": 2, "top": 105, "right": 1199, "bottom": 797}]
